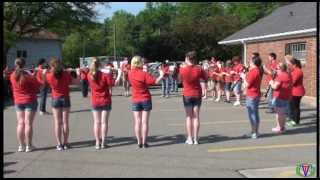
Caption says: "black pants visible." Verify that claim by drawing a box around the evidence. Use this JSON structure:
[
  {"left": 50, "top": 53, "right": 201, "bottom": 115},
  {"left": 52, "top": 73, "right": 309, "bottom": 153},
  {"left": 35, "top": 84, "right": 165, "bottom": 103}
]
[
  {"left": 39, "top": 85, "right": 49, "bottom": 112},
  {"left": 80, "top": 80, "right": 89, "bottom": 97},
  {"left": 289, "top": 96, "right": 302, "bottom": 124}
]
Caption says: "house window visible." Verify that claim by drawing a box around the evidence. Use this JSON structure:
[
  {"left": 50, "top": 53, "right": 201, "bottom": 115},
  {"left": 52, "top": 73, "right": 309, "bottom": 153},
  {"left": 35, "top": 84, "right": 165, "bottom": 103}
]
[
  {"left": 285, "top": 42, "right": 306, "bottom": 63},
  {"left": 17, "top": 50, "right": 27, "bottom": 58}
]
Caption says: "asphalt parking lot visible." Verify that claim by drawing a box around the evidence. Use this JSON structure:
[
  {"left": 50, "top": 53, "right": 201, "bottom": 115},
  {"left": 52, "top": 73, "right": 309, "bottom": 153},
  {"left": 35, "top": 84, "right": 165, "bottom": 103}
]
[{"left": 3, "top": 87, "right": 317, "bottom": 178}]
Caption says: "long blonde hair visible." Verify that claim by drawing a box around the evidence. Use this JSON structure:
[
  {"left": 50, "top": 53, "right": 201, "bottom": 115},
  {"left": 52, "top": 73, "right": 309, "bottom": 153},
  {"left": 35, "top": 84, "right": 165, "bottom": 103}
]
[
  {"left": 90, "top": 57, "right": 100, "bottom": 81},
  {"left": 131, "top": 56, "right": 143, "bottom": 69},
  {"left": 14, "top": 58, "right": 26, "bottom": 85},
  {"left": 49, "top": 58, "right": 64, "bottom": 79}
]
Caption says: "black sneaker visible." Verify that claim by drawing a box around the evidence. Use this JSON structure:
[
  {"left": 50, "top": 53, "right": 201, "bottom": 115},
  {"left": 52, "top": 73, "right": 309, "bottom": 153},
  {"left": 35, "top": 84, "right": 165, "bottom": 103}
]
[
  {"left": 138, "top": 144, "right": 143, "bottom": 148},
  {"left": 142, "top": 143, "right": 149, "bottom": 148},
  {"left": 63, "top": 144, "right": 70, "bottom": 150}
]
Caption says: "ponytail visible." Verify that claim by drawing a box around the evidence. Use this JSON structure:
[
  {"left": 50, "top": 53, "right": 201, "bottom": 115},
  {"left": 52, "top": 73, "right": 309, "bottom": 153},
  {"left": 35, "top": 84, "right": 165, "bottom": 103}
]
[
  {"left": 50, "top": 58, "right": 63, "bottom": 79},
  {"left": 14, "top": 58, "right": 26, "bottom": 85},
  {"left": 90, "top": 57, "right": 100, "bottom": 81}
]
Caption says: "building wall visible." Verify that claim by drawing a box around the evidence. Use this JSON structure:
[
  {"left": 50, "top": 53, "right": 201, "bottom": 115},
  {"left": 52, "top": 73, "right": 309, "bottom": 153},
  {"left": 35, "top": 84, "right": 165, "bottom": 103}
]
[
  {"left": 246, "top": 36, "right": 316, "bottom": 97},
  {"left": 6, "top": 39, "right": 62, "bottom": 69}
]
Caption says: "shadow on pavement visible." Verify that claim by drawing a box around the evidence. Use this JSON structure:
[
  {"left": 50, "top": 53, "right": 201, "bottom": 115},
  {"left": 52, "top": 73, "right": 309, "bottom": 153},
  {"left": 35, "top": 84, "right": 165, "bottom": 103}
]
[
  {"left": 70, "top": 109, "right": 92, "bottom": 113},
  {"left": 4, "top": 152, "right": 15, "bottom": 156},
  {"left": 4, "top": 161, "right": 17, "bottom": 175},
  {"left": 300, "top": 108, "right": 317, "bottom": 112},
  {"left": 198, "top": 124, "right": 316, "bottom": 144},
  {"left": 300, "top": 114, "right": 317, "bottom": 120}
]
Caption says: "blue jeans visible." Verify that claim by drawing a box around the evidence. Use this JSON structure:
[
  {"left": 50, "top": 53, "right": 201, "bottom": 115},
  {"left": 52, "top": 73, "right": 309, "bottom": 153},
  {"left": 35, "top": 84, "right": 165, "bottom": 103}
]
[
  {"left": 267, "top": 87, "right": 274, "bottom": 110},
  {"left": 80, "top": 80, "right": 89, "bottom": 97},
  {"left": 162, "top": 77, "right": 170, "bottom": 96},
  {"left": 132, "top": 100, "right": 152, "bottom": 111},
  {"left": 171, "top": 78, "right": 178, "bottom": 92},
  {"left": 15, "top": 101, "right": 38, "bottom": 112},
  {"left": 39, "top": 85, "right": 48, "bottom": 112},
  {"left": 246, "top": 97, "right": 260, "bottom": 126}
]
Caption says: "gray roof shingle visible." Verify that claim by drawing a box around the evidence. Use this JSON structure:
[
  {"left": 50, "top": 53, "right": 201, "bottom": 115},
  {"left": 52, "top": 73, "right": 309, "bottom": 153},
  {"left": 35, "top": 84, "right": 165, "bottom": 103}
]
[{"left": 219, "top": 2, "right": 316, "bottom": 44}]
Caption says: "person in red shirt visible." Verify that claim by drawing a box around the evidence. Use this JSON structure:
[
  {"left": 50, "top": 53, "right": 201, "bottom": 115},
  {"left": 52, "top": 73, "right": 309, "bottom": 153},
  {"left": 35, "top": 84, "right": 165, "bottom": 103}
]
[
  {"left": 221, "top": 60, "right": 233, "bottom": 103},
  {"left": 45, "top": 58, "right": 80, "bottom": 151},
  {"left": 87, "top": 57, "right": 120, "bottom": 149},
  {"left": 10, "top": 58, "right": 44, "bottom": 152},
  {"left": 179, "top": 51, "right": 208, "bottom": 145},
  {"left": 241, "top": 56, "right": 263, "bottom": 139},
  {"left": 263, "top": 53, "right": 279, "bottom": 113},
  {"left": 161, "top": 60, "right": 170, "bottom": 98},
  {"left": 128, "top": 56, "right": 164, "bottom": 148},
  {"left": 269, "top": 62, "right": 292, "bottom": 134},
  {"left": 207, "top": 57, "right": 218, "bottom": 100},
  {"left": 170, "top": 62, "right": 179, "bottom": 93},
  {"left": 214, "top": 61, "right": 225, "bottom": 102},
  {"left": 285, "top": 56, "right": 305, "bottom": 127},
  {"left": 121, "top": 57, "right": 131, "bottom": 97},
  {"left": 80, "top": 65, "right": 89, "bottom": 98},
  {"left": 230, "top": 56, "right": 244, "bottom": 106},
  {"left": 102, "top": 62, "right": 116, "bottom": 95},
  {"left": 36, "top": 58, "right": 50, "bottom": 115}
]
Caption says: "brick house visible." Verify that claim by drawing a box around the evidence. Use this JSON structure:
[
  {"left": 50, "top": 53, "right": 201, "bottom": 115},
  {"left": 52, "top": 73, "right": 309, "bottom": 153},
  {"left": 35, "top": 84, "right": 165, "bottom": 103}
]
[
  {"left": 218, "top": 2, "right": 316, "bottom": 99},
  {"left": 6, "top": 28, "right": 63, "bottom": 69}
]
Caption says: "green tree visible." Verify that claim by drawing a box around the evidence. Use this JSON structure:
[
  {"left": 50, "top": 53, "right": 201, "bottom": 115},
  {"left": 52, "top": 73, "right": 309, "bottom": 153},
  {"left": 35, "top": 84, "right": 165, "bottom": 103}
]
[{"left": 3, "top": 2, "right": 108, "bottom": 65}]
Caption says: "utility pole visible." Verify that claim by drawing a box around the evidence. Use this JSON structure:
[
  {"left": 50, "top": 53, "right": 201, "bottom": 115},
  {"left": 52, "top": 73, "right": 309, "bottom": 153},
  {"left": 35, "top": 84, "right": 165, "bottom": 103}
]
[{"left": 113, "top": 23, "right": 116, "bottom": 65}]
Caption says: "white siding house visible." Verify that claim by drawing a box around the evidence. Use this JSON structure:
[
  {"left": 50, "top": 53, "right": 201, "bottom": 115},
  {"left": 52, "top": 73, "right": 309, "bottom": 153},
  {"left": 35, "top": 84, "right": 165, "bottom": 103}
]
[{"left": 6, "top": 29, "right": 62, "bottom": 69}]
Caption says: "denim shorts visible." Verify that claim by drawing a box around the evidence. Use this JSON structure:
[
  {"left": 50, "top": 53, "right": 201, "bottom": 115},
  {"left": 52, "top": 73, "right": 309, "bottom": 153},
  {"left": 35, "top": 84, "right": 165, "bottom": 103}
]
[
  {"left": 132, "top": 100, "right": 152, "bottom": 111},
  {"left": 92, "top": 104, "right": 112, "bottom": 111},
  {"left": 224, "top": 82, "right": 232, "bottom": 91},
  {"left": 52, "top": 97, "right": 71, "bottom": 108},
  {"left": 233, "top": 81, "right": 242, "bottom": 93},
  {"left": 183, "top": 96, "right": 202, "bottom": 108},
  {"left": 15, "top": 101, "right": 38, "bottom": 112},
  {"left": 272, "top": 98, "right": 289, "bottom": 108}
]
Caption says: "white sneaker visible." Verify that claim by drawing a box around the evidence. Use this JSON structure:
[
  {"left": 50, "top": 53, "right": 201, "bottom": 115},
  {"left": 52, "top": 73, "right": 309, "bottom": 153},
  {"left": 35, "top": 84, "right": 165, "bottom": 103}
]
[
  {"left": 251, "top": 133, "right": 258, "bottom": 139},
  {"left": 233, "top": 101, "right": 241, "bottom": 106},
  {"left": 215, "top": 98, "right": 220, "bottom": 102},
  {"left": 185, "top": 138, "right": 193, "bottom": 145},
  {"left": 56, "top": 145, "right": 63, "bottom": 151},
  {"left": 18, "top": 145, "right": 25, "bottom": 152},
  {"left": 193, "top": 139, "right": 199, "bottom": 145},
  {"left": 25, "top": 145, "right": 35, "bottom": 152},
  {"left": 95, "top": 145, "right": 100, "bottom": 150},
  {"left": 39, "top": 111, "right": 44, "bottom": 115}
]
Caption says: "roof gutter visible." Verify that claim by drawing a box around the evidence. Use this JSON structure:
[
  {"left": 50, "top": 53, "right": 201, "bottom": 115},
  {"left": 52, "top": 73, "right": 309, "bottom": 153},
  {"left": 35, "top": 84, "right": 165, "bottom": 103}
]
[{"left": 218, "top": 28, "right": 316, "bottom": 45}]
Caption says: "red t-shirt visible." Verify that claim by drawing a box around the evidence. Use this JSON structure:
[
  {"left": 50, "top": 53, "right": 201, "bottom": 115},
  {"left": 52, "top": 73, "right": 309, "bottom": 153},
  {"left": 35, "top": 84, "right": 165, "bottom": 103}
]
[
  {"left": 10, "top": 72, "right": 42, "bottom": 104},
  {"left": 161, "top": 64, "right": 170, "bottom": 77},
  {"left": 87, "top": 71, "right": 115, "bottom": 106},
  {"left": 36, "top": 65, "right": 44, "bottom": 82},
  {"left": 80, "top": 68, "right": 89, "bottom": 81},
  {"left": 290, "top": 67, "right": 305, "bottom": 97},
  {"left": 266, "top": 60, "right": 278, "bottom": 83},
  {"left": 273, "top": 71, "right": 292, "bottom": 100},
  {"left": 179, "top": 65, "right": 208, "bottom": 97},
  {"left": 232, "top": 63, "right": 244, "bottom": 82},
  {"left": 223, "top": 67, "right": 233, "bottom": 83},
  {"left": 128, "top": 68, "right": 156, "bottom": 103},
  {"left": 208, "top": 64, "right": 219, "bottom": 81},
  {"left": 246, "top": 67, "right": 262, "bottom": 98},
  {"left": 46, "top": 71, "right": 72, "bottom": 98}
]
